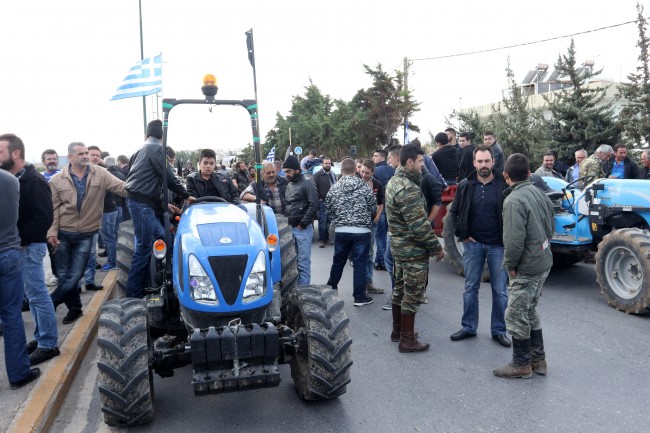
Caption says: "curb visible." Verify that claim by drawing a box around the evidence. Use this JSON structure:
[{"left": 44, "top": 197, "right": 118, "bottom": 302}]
[{"left": 8, "top": 272, "right": 117, "bottom": 433}]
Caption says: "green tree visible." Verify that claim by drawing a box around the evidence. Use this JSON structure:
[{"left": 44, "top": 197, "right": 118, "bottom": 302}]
[
  {"left": 349, "top": 64, "right": 420, "bottom": 153},
  {"left": 489, "top": 59, "right": 548, "bottom": 164},
  {"left": 544, "top": 38, "right": 621, "bottom": 160},
  {"left": 446, "top": 109, "right": 486, "bottom": 143},
  {"left": 618, "top": 2, "right": 650, "bottom": 146}
]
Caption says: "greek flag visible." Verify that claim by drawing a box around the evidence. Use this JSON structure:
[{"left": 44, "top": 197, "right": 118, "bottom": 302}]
[
  {"left": 111, "top": 54, "right": 162, "bottom": 101},
  {"left": 265, "top": 146, "right": 275, "bottom": 162}
]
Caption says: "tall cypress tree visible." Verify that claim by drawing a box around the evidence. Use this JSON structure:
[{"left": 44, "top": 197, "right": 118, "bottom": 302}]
[
  {"left": 618, "top": 3, "right": 650, "bottom": 146},
  {"left": 544, "top": 38, "right": 621, "bottom": 160}
]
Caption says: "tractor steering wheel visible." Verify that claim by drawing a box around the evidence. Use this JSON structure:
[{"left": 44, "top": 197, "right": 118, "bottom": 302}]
[
  {"left": 193, "top": 196, "right": 227, "bottom": 204},
  {"left": 565, "top": 175, "right": 595, "bottom": 191}
]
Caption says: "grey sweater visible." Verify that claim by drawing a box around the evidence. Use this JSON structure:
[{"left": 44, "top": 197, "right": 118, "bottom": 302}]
[{"left": 0, "top": 170, "right": 21, "bottom": 253}]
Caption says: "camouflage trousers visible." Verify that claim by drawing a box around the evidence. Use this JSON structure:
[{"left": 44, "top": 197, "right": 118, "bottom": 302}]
[
  {"left": 505, "top": 270, "right": 550, "bottom": 340},
  {"left": 391, "top": 258, "right": 429, "bottom": 314}
]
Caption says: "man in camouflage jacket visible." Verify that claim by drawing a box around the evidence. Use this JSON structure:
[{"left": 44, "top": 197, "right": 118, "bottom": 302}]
[
  {"left": 385, "top": 145, "right": 444, "bottom": 353},
  {"left": 325, "top": 158, "right": 377, "bottom": 306}
]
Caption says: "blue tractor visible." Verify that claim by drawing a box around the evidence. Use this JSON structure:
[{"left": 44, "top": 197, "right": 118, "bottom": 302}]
[
  {"left": 96, "top": 73, "right": 352, "bottom": 426},
  {"left": 543, "top": 176, "right": 650, "bottom": 314}
]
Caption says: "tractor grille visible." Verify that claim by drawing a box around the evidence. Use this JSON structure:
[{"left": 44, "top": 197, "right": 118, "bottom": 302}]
[{"left": 208, "top": 255, "right": 247, "bottom": 305}]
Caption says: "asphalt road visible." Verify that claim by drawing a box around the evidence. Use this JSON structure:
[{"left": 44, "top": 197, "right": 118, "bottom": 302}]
[{"left": 50, "top": 241, "right": 650, "bottom": 433}]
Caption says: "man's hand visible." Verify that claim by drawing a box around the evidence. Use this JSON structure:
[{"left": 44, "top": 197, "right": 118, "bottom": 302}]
[
  {"left": 463, "top": 236, "right": 477, "bottom": 243},
  {"left": 168, "top": 203, "right": 181, "bottom": 214},
  {"left": 185, "top": 196, "right": 197, "bottom": 205},
  {"left": 434, "top": 250, "right": 444, "bottom": 262},
  {"left": 508, "top": 268, "right": 517, "bottom": 279},
  {"left": 47, "top": 236, "right": 59, "bottom": 249}
]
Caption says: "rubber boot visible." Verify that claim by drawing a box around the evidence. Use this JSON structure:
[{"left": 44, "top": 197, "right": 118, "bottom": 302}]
[
  {"left": 493, "top": 338, "right": 533, "bottom": 379},
  {"left": 391, "top": 304, "right": 419, "bottom": 342},
  {"left": 391, "top": 304, "right": 401, "bottom": 342},
  {"left": 398, "top": 313, "right": 429, "bottom": 353},
  {"left": 530, "top": 329, "right": 547, "bottom": 375}
]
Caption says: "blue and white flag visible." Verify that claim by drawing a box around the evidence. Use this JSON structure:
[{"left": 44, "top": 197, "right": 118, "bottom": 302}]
[
  {"left": 265, "top": 146, "right": 275, "bottom": 162},
  {"left": 111, "top": 54, "right": 162, "bottom": 101}
]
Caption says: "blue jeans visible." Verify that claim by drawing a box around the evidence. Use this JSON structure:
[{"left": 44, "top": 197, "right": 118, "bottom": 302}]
[
  {"left": 461, "top": 241, "right": 508, "bottom": 335},
  {"left": 100, "top": 211, "right": 118, "bottom": 267},
  {"left": 126, "top": 200, "right": 165, "bottom": 298},
  {"left": 327, "top": 232, "right": 370, "bottom": 302},
  {"left": 385, "top": 234, "right": 394, "bottom": 289},
  {"left": 317, "top": 202, "right": 330, "bottom": 243},
  {"left": 22, "top": 243, "right": 58, "bottom": 349},
  {"left": 0, "top": 248, "right": 31, "bottom": 383},
  {"left": 374, "top": 211, "right": 387, "bottom": 266},
  {"left": 51, "top": 231, "right": 94, "bottom": 312},
  {"left": 114, "top": 206, "right": 123, "bottom": 238},
  {"left": 83, "top": 233, "right": 98, "bottom": 285},
  {"left": 366, "top": 222, "right": 377, "bottom": 282},
  {"left": 291, "top": 224, "right": 314, "bottom": 286}
]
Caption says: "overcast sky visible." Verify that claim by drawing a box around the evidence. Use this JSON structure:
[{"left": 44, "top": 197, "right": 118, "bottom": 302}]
[{"left": 1, "top": 0, "right": 644, "bottom": 162}]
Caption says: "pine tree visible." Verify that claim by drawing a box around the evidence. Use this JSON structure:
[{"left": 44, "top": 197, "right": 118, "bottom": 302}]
[
  {"left": 618, "top": 2, "right": 650, "bottom": 146},
  {"left": 544, "top": 38, "right": 621, "bottom": 160},
  {"left": 489, "top": 58, "right": 548, "bottom": 163}
]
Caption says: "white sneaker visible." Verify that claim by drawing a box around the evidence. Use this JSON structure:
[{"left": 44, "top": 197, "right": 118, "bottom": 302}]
[{"left": 46, "top": 276, "right": 58, "bottom": 286}]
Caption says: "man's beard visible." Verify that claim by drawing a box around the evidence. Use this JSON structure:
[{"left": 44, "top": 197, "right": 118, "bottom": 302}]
[
  {"left": 1, "top": 159, "right": 15, "bottom": 171},
  {"left": 46, "top": 164, "right": 57, "bottom": 171},
  {"left": 478, "top": 167, "right": 490, "bottom": 177},
  {"left": 323, "top": 166, "right": 330, "bottom": 172}
]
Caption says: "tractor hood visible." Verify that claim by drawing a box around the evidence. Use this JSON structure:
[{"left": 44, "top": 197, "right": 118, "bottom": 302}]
[{"left": 172, "top": 203, "right": 274, "bottom": 321}]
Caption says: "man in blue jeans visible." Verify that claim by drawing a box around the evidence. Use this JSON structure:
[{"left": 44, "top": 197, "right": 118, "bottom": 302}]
[
  {"left": 447, "top": 145, "right": 511, "bottom": 348},
  {"left": 372, "top": 149, "right": 394, "bottom": 270},
  {"left": 0, "top": 168, "right": 41, "bottom": 389},
  {"left": 125, "top": 120, "right": 195, "bottom": 298},
  {"left": 0, "top": 134, "right": 60, "bottom": 365},
  {"left": 48, "top": 142, "right": 127, "bottom": 324},
  {"left": 325, "top": 158, "right": 377, "bottom": 306},
  {"left": 282, "top": 155, "right": 319, "bottom": 286}
]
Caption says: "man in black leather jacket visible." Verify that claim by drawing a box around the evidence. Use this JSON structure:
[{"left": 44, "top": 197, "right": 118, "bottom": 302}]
[
  {"left": 186, "top": 149, "right": 241, "bottom": 203},
  {"left": 124, "top": 120, "right": 195, "bottom": 298},
  {"left": 282, "top": 155, "right": 319, "bottom": 286}
]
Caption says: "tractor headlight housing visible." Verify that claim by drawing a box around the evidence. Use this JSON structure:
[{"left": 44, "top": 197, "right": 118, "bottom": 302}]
[
  {"left": 242, "top": 251, "right": 266, "bottom": 304},
  {"left": 188, "top": 255, "right": 218, "bottom": 304}
]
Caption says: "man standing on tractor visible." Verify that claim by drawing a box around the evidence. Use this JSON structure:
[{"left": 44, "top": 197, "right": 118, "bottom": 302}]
[
  {"left": 282, "top": 155, "right": 319, "bottom": 286},
  {"left": 494, "top": 153, "right": 554, "bottom": 379},
  {"left": 385, "top": 144, "right": 444, "bottom": 353},
  {"left": 448, "top": 145, "right": 511, "bottom": 348},
  {"left": 125, "top": 120, "right": 196, "bottom": 299},
  {"left": 604, "top": 144, "right": 640, "bottom": 180}
]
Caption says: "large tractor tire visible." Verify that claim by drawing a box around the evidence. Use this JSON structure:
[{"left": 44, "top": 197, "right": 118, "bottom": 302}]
[
  {"left": 116, "top": 220, "right": 135, "bottom": 298},
  {"left": 97, "top": 298, "right": 155, "bottom": 426},
  {"left": 442, "top": 208, "right": 490, "bottom": 281},
  {"left": 286, "top": 285, "right": 352, "bottom": 400},
  {"left": 277, "top": 216, "right": 299, "bottom": 310},
  {"left": 596, "top": 228, "right": 650, "bottom": 315}
]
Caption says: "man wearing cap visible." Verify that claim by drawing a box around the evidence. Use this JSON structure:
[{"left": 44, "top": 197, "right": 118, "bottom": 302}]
[{"left": 282, "top": 155, "right": 319, "bottom": 286}]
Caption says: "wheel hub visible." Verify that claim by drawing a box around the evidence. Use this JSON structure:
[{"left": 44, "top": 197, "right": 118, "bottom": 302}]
[{"left": 606, "top": 246, "right": 643, "bottom": 300}]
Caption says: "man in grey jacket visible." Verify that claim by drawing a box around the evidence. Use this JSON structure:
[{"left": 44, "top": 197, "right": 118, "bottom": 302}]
[
  {"left": 494, "top": 153, "right": 554, "bottom": 379},
  {"left": 325, "top": 158, "right": 377, "bottom": 306}
]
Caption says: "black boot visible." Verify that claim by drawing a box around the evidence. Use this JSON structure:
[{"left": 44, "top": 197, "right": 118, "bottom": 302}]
[
  {"left": 493, "top": 338, "right": 533, "bottom": 379},
  {"left": 391, "top": 304, "right": 401, "bottom": 342},
  {"left": 530, "top": 329, "right": 547, "bottom": 375},
  {"left": 398, "top": 313, "right": 429, "bottom": 353}
]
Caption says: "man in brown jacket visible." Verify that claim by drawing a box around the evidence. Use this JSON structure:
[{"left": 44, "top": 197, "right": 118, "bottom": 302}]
[{"left": 48, "top": 142, "right": 126, "bottom": 324}]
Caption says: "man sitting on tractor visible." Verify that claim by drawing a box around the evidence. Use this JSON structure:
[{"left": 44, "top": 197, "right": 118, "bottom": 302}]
[{"left": 186, "top": 149, "right": 241, "bottom": 203}]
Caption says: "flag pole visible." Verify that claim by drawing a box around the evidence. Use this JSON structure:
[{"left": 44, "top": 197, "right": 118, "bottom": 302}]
[
  {"left": 246, "top": 28, "right": 264, "bottom": 215},
  {"left": 139, "top": 0, "right": 147, "bottom": 134}
]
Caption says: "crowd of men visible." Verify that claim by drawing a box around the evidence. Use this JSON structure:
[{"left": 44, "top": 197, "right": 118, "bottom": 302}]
[{"left": 2, "top": 123, "right": 650, "bottom": 391}]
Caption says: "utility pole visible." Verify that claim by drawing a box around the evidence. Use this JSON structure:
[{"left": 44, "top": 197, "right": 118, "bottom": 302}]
[{"left": 403, "top": 57, "right": 409, "bottom": 144}]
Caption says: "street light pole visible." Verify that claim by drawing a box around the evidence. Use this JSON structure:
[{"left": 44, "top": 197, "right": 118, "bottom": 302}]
[{"left": 403, "top": 56, "right": 409, "bottom": 144}]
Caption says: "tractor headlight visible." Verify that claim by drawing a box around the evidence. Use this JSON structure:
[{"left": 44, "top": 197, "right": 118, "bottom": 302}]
[
  {"left": 188, "top": 255, "right": 218, "bottom": 304},
  {"left": 242, "top": 251, "right": 266, "bottom": 304}
]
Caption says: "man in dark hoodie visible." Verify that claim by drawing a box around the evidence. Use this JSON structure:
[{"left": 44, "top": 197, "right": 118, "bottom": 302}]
[
  {"left": 282, "top": 155, "right": 319, "bottom": 286},
  {"left": 0, "top": 134, "right": 60, "bottom": 366},
  {"left": 325, "top": 158, "right": 377, "bottom": 306}
]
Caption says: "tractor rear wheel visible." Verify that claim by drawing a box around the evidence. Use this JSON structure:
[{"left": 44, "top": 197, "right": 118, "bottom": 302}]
[
  {"left": 97, "top": 298, "right": 155, "bottom": 426},
  {"left": 287, "top": 285, "right": 352, "bottom": 400},
  {"left": 596, "top": 228, "right": 650, "bottom": 314},
  {"left": 116, "top": 220, "right": 135, "bottom": 298},
  {"left": 442, "top": 207, "right": 490, "bottom": 281}
]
